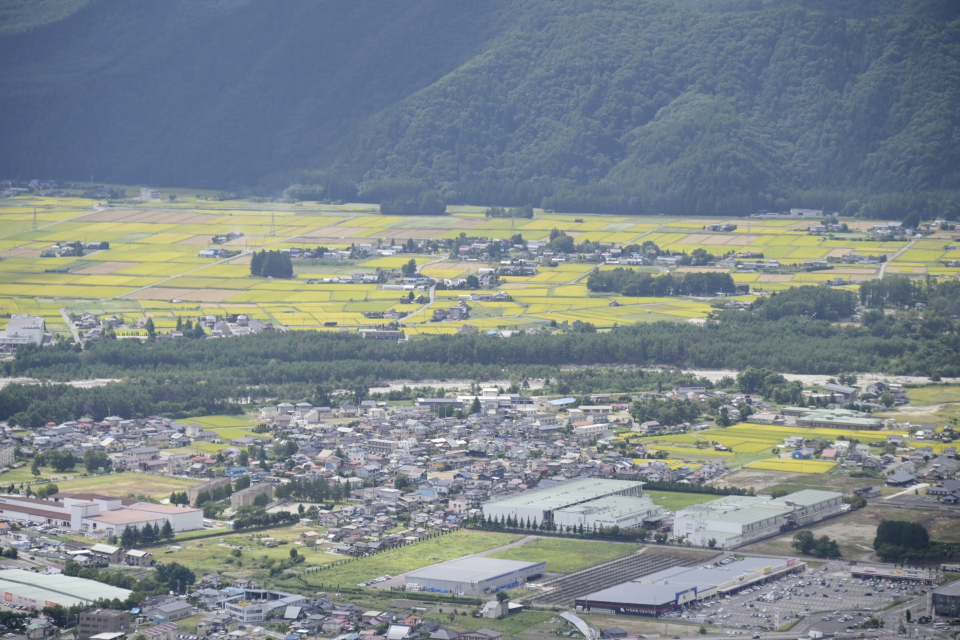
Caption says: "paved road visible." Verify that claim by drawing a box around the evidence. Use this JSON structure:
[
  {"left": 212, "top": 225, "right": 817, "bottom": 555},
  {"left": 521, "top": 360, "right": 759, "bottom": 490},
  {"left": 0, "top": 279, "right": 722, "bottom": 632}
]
[
  {"left": 60, "top": 308, "right": 81, "bottom": 344},
  {"left": 879, "top": 239, "right": 916, "bottom": 279}
]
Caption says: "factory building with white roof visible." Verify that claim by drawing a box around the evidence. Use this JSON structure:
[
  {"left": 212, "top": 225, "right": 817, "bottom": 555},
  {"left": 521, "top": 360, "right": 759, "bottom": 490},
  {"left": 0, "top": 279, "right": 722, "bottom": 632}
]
[
  {"left": 672, "top": 489, "right": 844, "bottom": 548},
  {"left": 482, "top": 478, "right": 663, "bottom": 530}
]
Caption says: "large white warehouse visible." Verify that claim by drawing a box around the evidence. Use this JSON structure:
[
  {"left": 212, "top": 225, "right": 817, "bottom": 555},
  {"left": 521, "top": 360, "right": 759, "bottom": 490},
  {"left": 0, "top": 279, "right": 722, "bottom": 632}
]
[
  {"left": 483, "top": 478, "right": 660, "bottom": 530},
  {"left": 672, "top": 489, "right": 843, "bottom": 548},
  {"left": 0, "top": 492, "right": 203, "bottom": 536}
]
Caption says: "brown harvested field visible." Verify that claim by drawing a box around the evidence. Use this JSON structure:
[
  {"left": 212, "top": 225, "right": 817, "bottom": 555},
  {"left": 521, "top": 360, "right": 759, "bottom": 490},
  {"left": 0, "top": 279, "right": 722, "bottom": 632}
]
[
  {"left": 82, "top": 209, "right": 142, "bottom": 222},
  {"left": 178, "top": 235, "right": 215, "bottom": 245},
  {"left": 119, "top": 210, "right": 220, "bottom": 224},
  {"left": 827, "top": 248, "right": 851, "bottom": 258},
  {"left": 757, "top": 274, "right": 793, "bottom": 282},
  {"left": 4, "top": 248, "right": 42, "bottom": 257},
  {"left": 74, "top": 261, "right": 138, "bottom": 275},
  {"left": 225, "top": 237, "right": 262, "bottom": 248},
  {"left": 125, "top": 287, "right": 195, "bottom": 300},
  {"left": 683, "top": 233, "right": 711, "bottom": 244},
  {"left": 700, "top": 234, "right": 735, "bottom": 245},
  {"left": 735, "top": 235, "right": 760, "bottom": 244}
]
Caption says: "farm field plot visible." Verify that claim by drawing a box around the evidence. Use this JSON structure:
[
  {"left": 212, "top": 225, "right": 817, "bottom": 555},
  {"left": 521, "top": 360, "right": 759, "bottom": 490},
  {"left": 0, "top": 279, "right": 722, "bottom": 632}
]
[
  {"left": 746, "top": 459, "right": 837, "bottom": 473},
  {"left": 486, "top": 538, "right": 641, "bottom": 573},
  {"left": 292, "top": 531, "right": 522, "bottom": 588},
  {"left": 0, "top": 195, "right": 924, "bottom": 338}
]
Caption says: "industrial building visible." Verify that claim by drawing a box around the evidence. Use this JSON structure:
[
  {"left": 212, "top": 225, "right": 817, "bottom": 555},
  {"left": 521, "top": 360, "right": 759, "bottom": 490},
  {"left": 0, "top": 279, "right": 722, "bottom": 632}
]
[
  {"left": 405, "top": 556, "right": 545, "bottom": 596},
  {"left": 933, "top": 582, "right": 960, "bottom": 617},
  {"left": 780, "top": 407, "right": 882, "bottom": 430},
  {"left": 0, "top": 492, "right": 203, "bottom": 536},
  {"left": 553, "top": 495, "right": 664, "bottom": 531},
  {"left": 483, "top": 478, "right": 660, "bottom": 530},
  {"left": 672, "top": 489, "right": 843, "bottom": 548},
  {"left": 0, "top": 569, "right": 132, "bottom": 610},
  {"left": 576, "top": 556, "right": 803, "bottom": 617},
  {"left": 79, "top": 609, "right": 130, "bottom": 640},
  {"left": 0, "top": 314, "right": 45, "bottom": 346}
]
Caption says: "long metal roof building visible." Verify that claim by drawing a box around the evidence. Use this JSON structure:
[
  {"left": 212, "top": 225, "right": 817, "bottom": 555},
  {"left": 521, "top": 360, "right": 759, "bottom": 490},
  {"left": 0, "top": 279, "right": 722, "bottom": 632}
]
[{"left": 0, "top": 569, "right": 132, "bottom": 609}]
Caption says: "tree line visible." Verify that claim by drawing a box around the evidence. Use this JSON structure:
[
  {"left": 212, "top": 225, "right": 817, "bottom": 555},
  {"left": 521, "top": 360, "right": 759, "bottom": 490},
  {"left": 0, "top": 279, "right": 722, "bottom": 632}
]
[
  {"left": 587, "top": 268, "right": 737, "bottom": 297},
  {"left": 2, "top": 299, "right": 959, "bottom": 425}
]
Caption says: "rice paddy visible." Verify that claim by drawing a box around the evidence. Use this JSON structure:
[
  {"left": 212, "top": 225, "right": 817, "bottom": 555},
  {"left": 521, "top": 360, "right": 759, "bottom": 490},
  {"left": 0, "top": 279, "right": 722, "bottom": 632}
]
[
  {"left": 624, "top": 421, "right": 915, "bottom": 474},
  {"left": 0, "top": 194, "right": 951, "bottom": 338}
]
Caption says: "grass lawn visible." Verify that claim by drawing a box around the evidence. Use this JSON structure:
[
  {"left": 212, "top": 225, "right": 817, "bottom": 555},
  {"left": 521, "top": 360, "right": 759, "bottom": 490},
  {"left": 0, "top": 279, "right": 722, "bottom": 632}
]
[
  {"left": 645, "top": 490, "right": 719, "bottom": 511},
  {"left": 486, "top": 538, "right": 640, "bottom": 573},
  {"left": 906, "top": 384, "right": 960, "bottom": 405},
  {"left": 165, "top": 524, "right": 323, "bottom": 573},
  {"left": 728, "top": 450, "right": 778, "bottom": 468},
  {"left": 0, "top": 465, "right": 88, "bottom": 484},
  {"left": 292, "top": 531, "right": 522, "bottom": 590},
  {"left": 425, "top": 610, "right": 554, "bottom": 636},
  {"left": 54, "top": 472, "right": 200, "bottom": 498},
  {"left": 175, "top": 614, "right": 206, "bottom": 633}
]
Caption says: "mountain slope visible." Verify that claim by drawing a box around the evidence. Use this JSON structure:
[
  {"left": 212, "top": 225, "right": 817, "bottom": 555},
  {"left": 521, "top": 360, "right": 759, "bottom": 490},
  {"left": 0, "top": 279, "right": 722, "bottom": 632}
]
[{"left": 1, "top": 0, "right": 958, "bottom": 216}]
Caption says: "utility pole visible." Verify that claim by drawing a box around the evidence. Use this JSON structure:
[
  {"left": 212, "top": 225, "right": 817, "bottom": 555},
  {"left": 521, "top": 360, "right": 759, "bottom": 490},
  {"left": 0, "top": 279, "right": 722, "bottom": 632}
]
[{"left": 32, "top": 208, "right": 37, "bottom": 231}]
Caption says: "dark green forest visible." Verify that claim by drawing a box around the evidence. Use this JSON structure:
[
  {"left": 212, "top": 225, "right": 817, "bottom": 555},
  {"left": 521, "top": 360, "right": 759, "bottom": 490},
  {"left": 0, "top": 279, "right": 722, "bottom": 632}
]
[{"left": 1, "top": 0, "right": 959, "bottom": 217}]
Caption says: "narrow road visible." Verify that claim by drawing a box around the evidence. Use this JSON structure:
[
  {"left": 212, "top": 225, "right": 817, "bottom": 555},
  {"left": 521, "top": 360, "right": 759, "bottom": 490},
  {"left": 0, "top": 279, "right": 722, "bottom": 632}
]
[
  {"left": 879, "top": 239, "right": 916, "bottom": 279},
  {"left": 60, "top": 308, "right": 81, "bottom": 344},
  {"left": 401, "top": 256, "right": 451, "bottom": 324}
]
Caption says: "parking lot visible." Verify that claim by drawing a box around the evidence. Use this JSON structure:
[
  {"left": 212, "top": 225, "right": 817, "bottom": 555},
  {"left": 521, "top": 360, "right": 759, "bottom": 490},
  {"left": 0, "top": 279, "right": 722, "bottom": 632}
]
[{"left": 660, "top": 563, "right": 927, "bottom": 633}]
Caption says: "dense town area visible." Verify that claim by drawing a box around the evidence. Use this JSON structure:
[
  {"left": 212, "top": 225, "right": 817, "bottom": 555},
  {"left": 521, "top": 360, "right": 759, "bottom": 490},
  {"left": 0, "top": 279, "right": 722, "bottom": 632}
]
[{"left": 0, "top": 373, "right": 958, "bottom": 640}]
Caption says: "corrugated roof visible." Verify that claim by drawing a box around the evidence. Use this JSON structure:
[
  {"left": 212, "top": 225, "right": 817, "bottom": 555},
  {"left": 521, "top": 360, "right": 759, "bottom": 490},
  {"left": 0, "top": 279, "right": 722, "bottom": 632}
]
[
  {"left": 406, "top": 556, "right": 544, "bottom": 583},
  {"left": 485, "top": 478, "right": 640, "bottom": 511},
  {"left": 0, "top": 569, "right": 131, "bottom": 606}
]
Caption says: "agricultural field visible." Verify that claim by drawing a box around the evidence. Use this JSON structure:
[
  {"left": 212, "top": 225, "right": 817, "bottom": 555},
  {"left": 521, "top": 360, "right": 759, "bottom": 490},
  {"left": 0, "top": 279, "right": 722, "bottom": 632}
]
[
  {"left": 1, "top": 194, "right": 953, "bottom": 338},
  {"left": 627, "top": 421, "right": 918, "bottom": 480}
]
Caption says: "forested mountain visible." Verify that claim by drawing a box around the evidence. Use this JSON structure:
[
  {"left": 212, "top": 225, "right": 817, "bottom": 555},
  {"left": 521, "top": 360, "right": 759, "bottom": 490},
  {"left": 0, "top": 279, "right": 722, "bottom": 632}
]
[{"left": 2, "top": 0, "right": 959, "bottom": 216}]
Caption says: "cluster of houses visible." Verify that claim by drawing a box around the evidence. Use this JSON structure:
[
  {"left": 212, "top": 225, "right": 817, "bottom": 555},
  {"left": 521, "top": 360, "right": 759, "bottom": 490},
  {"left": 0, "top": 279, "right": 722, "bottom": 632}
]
[
  {"left": 186, "top": 578, "right": 509, "bottom": 640},
  {"left": 40, "top": 241, "right": 107, "bottom": 258}
]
